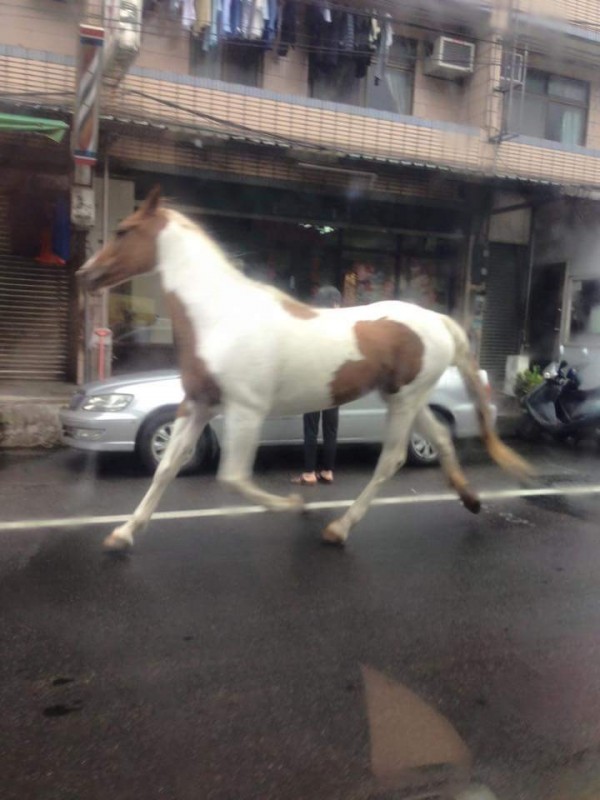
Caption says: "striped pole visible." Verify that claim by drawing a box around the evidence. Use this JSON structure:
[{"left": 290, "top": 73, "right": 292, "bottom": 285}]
[{"left": 72, "top": 24, "right": 104, "bottom": 167}]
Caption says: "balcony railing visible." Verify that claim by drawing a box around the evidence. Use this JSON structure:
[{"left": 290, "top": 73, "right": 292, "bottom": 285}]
[{"left": 3, "top": 43, "right": 600, "bottom": 188}]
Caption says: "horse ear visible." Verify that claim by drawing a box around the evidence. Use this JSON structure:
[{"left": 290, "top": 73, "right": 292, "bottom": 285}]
[{"left": 140, "top": 185, "right": 162, "bottom": 216}]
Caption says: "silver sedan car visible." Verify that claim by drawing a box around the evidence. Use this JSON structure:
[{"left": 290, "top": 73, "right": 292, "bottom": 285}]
[{"left": 60, "top": 367, "right": 497, "bottom": 473}]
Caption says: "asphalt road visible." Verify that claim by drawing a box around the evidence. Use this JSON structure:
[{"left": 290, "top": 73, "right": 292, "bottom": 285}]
[{"left": 2, "top": 440, "right": 600, "bottom": 800}]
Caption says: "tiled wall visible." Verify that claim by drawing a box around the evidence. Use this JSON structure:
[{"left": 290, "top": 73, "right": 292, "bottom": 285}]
[{"left": 3, "top": 0, "right": 76, "bottom": 56}]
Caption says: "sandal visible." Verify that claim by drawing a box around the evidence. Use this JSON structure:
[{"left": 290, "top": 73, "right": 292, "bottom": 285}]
[
  {"left": 291, "top": 474, "right": 318, "bottom": 485},
  {"left": 318, "top": 471, "right": 334, "bottom": 484}
]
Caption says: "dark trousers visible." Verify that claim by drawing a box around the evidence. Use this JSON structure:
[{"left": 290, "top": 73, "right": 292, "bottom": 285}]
[{"left": 303, "top": 408, "right": 339, "bottom": 473}]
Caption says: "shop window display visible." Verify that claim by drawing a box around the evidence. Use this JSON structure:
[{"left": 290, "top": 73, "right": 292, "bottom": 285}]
[
  {"left": 400, "top": 257, "right": 453, "bottom": 314},
  {"left": 342, "top": 257, "right": 395, "bottom": 306}
]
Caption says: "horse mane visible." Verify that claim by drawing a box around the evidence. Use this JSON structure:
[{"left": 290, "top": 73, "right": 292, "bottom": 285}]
[{"left": 164, "top": 207, "right": 316, "bottom": 312}]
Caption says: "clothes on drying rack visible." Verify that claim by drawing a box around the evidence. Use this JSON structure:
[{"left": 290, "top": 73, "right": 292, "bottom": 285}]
[
  {"left": 184, "top": 0, "right": 389, "bottom": 81},
  {"left": 306, "top": 2, "right": 378, "bottom": 81},
  {"left": 193, "top": 0, "right": 278, "bottom": 44}
]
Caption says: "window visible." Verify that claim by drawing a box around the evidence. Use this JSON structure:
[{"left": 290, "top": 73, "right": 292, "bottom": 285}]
[
  {"left": 310, "top": 36, "right": 415, "bottom": 115},
  {"left": 365, "top": 36, "right": 415, "bottom": 115},
  {"left": 505, "top": 69, "right": 588, "bottom": 147},
  {"left": 190, "top": 38, "right": 262, "bottom": 87},
  {"left": 310, "top": 58, "right": 365, "bottom": 106}
]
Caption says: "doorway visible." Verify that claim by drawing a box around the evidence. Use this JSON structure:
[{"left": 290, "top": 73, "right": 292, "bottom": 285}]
[{"left": 527, "top": 262, "right": 566, "bottom": 365}]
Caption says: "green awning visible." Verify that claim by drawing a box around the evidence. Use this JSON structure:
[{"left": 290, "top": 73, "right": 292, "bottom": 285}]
[{"left": 0, "top": 112, "right": 68, "bottom": 143}]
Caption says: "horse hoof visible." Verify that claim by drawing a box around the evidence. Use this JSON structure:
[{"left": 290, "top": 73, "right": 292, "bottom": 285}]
[
  {"left": 462, "top": 493, "right": 481, "bottom": 514},
  {"left": 288, "top": 493, "right": 305, "bottom": 511},
  {"left": 103, "top": 532, "right": 133, "bottom": 552},
  {"left": 322, "top": 521, "right": 348, "bottom": 546}
]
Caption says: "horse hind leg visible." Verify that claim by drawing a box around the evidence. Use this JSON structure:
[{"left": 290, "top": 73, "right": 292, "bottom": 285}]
[
  {"left": 104, "top": 401, "right": 213, "bottom": 551},
  {"left": 414, "top": 407, "right": 481, "bottom": 514},
  {"left": 323, "top": 395, "right": 417, "bottom": 545}
]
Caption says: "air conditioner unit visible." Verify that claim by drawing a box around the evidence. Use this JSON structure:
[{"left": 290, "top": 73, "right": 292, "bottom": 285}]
[
  {"left": 423, "top": 36, "right": 475, "bottom": 79},
  {"left": 500, "top": 50, "right": 525, "bottom": 89},
  {"left": 103, "top": 0, "right": 142, "bottom": 81}
]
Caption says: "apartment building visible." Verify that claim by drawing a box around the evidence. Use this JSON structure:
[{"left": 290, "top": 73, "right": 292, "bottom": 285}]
[{"left": 1, "top": 0, "right": 600, "bottom": 385}]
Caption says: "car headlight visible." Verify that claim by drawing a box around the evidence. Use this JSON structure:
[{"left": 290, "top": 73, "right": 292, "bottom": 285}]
[{"left": 81, "top": 393, "right": 134, "bottom": 412}]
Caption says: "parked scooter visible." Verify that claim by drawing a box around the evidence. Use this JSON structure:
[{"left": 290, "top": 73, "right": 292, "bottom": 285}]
[{"left": 518, "top": 347, "right": 600, "bottom": 443}]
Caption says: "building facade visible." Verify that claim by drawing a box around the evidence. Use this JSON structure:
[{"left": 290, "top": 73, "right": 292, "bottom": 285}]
[{"left": 2, "top": 0, "right": 600, "bottom": 386}]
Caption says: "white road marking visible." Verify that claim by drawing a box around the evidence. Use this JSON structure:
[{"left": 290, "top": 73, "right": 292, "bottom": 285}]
[{"left": 1, "top": 483, "right": 600, "bottom": 533}]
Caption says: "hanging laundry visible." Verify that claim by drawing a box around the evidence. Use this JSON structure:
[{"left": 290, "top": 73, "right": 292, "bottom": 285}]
[
  {"left": 374, "top": 14, "right": 393, "bottom": 85},
  {"left": 264, "top": 0, "right": 278, "bottom": 43},
  {"left": 354, "top": 14, "right": 374, "bottom": 78},
  {"left": 182, "top": 0, "right": 197, "bottom": 29},
  {"left": 240, "top": 0, "right": 267, "bottom": 40},
  {"left": 168, "top": 0, "right": 182, "bottom": 20},
  {"left": 193, "top": 0, "right": 211, "bottom": 34},
  {"left": 307, "top": 3, "right": 376, "bottom": 86},
  {"left": 277, "top": 0, "right": 297, "bottom": 56},
  {"left": 202, "top": 0, "right": 223, "bottom": 50},
  {"left": 228, "top": 0, "right": 241, "bottom": 35}
]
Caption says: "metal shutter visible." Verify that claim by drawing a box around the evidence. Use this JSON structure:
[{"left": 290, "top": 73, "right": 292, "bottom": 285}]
[
  {"left": 0, "top": 258, "right": 70, "bottom": 381},
  {"left": 479, "top": 243, "right": 526, "bottom": 387}
]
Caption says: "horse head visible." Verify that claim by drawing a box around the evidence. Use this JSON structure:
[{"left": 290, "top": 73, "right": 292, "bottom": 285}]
[{"left": 77, "top": 185, "right": 166, "bottom": 292}]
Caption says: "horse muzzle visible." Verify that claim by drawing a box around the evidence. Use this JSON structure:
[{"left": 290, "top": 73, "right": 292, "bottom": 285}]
[{"left": 76, "top": 259, "right": 108, "bottom": 292}]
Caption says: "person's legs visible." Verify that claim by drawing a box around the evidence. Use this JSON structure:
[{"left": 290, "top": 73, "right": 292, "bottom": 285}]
[
  {"left": 291, "top": 411, "right": 320, "bottom": 484},
  {"left": 320, "top": 407, "right": 339, "bottom": 480},
  {"left": 303, "top": 411, "right": 320, "bottom": 472}
]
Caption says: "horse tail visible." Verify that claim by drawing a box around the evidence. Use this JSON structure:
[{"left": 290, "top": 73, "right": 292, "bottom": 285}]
[{"left": 443, "top": 316, "right": 535, "bottom": 482}]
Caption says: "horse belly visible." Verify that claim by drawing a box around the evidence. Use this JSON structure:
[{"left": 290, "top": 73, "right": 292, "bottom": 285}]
[{"left": 271, "top": 339, "right": 358, "bottom": 415}]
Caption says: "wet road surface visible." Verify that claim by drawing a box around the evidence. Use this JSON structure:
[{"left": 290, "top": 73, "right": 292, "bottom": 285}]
[{"left": 1, "top": 440, "right": 600, "bottom": 800}]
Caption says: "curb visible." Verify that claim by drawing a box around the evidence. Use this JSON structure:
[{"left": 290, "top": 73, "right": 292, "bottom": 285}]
[{"left": 0, "top": 399, "right": 67, "bottom": 449}]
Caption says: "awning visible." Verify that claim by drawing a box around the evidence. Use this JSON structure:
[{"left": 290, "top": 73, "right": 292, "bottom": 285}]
[{"left": 0, "top": 112, "right": 68, "bottom": 143}]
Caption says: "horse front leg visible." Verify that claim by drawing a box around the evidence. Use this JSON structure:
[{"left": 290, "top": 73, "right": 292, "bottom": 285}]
[
  {"left": 217, "top": 405, "right": 304, "bottom": 512},
  {"left": 104, "top": 401, "right": 214, "bottom": 551}
]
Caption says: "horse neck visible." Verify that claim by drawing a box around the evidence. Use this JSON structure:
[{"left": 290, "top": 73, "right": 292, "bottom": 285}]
[{"left": 157, "top": 220, "right": 251, "bottom": 322}]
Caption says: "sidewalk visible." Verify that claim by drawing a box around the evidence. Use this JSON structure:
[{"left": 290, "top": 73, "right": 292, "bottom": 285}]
[
  {"left": 0, "top": 379, "right": 523, "bottom": 450},
  {"left": 0, "top": 380, "right": 76, "bottom": 449},
  {"left": 495, "top": 393, "right": 523, "bottom": 439}
]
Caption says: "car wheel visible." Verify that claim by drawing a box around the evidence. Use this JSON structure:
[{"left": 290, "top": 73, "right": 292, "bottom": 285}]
[
  {"left": 136, "top": 408, "right": 215, "bottom": 475},
  {"left": 407, "top": 412, "right": 451, "bottom": 467}
]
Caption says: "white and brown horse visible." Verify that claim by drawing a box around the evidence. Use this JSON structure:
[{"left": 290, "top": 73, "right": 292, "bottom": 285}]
[{"left": 77, "top": 187, "right": 532, "bottom": 551}]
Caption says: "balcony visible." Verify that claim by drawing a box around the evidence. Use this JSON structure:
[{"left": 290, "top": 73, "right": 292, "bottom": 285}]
[{"left": 3, "top": 0, "right": 600, "bottom": 191}]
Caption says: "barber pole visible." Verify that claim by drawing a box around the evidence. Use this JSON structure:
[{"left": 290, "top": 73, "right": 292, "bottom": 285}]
[{"left": 72, "top": 24, "right": 104, "bottom": 167}]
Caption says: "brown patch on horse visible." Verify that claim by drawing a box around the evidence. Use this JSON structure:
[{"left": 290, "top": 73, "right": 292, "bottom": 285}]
[
  {"left": 166, "top": 292, "right": 222, "bottom": 407},
  {"left": 330, "top": 319, "right": 424, "bottom": 405},
  {"left": 77, "top": 186, "right": 168, "bottom": 292},
  {"left": 281, "top": 297, "right": 318, "bottom": 320}
]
